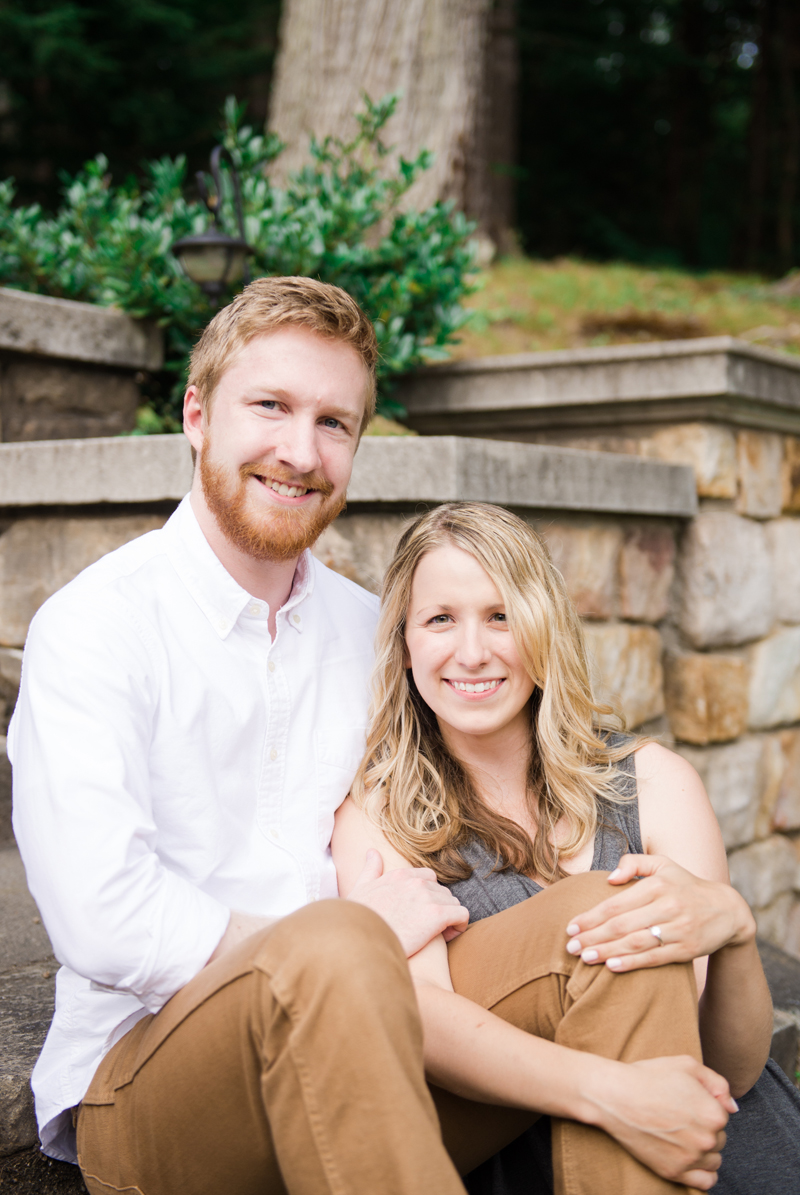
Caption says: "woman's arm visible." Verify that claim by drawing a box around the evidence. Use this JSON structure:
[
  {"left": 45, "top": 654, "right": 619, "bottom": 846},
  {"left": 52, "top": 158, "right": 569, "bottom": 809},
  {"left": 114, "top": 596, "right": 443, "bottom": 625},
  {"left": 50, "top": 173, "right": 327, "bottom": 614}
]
[
  {"left": 563, "top": 743, "right": 772, "bottom": 1095},
  {"left": 332, "top": 797, "right": 733, "bottom": 1190}
]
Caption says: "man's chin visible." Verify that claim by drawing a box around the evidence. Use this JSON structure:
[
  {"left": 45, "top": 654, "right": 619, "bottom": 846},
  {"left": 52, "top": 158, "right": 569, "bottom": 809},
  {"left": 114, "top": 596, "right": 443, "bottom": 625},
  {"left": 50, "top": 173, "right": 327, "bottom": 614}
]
[
  {"left": 202, "top": 464, "right": 343, "bottom": 563},
  {"left": 234, "top": 499, "right": 345, "bottom": 562}
]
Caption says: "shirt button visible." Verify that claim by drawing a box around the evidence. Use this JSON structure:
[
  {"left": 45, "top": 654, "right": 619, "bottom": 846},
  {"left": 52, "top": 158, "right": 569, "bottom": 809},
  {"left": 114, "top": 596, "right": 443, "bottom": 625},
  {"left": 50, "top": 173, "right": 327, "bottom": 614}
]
[
  {"left": 216, "top": 618, "right": 227, "bottom": 633},
  {"left": 270, "top": 827, "right": 280, "bottom": 840},
  {"left": 248, "top": 605, "right": 260, "bottom": 616},
  {"left": 270, "top": 748, "right": 278, "bottom": 761},
  {"left": 292, "top": 613, "right": 301, "bottom": 625},
  {"left": 268, "top": 660, "right": 276, "bottom": 673}
]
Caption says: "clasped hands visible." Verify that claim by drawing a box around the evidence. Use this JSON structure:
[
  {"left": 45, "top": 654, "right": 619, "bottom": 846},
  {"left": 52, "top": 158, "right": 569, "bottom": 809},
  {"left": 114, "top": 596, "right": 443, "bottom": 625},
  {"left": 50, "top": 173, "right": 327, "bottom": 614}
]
[{"left": 564, "top": 853, "right": 756, "bottom": 972}]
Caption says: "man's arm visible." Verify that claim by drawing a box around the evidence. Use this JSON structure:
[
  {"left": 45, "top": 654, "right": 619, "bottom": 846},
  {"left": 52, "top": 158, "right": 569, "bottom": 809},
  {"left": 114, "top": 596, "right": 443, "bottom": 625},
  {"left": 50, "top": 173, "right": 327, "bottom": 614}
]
[{"left": 12, "top": 596, "right": 231, "bottom": 1011}]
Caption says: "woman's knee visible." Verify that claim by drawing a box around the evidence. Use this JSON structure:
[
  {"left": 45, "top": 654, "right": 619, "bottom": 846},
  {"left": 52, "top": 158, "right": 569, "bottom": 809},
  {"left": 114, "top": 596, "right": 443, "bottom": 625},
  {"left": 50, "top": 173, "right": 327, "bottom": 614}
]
[{"left": 536, "top": 870, "right": 623, "bottom": 923}]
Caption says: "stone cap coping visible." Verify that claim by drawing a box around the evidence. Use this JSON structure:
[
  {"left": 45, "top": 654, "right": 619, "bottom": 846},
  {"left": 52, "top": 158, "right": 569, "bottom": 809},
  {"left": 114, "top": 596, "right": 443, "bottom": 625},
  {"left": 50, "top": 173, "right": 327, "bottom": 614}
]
[
  {"left": 0, "top": 434, "right": 697, "bottom": 517},
  {"left": 0, "top": 288, "right": 163, "bottom": 371},
  {"left": 398, "top": 336, "right": 800, "bottom": 434}
]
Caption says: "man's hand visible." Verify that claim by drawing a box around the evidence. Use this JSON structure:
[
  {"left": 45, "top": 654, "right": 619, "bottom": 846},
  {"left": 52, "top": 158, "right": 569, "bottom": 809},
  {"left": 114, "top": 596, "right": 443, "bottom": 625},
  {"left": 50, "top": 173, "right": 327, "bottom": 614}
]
[
  {"left": 589, "top": 1055, "right": 735, "bottom": 1190},
  {"left": 346, "top": 849, "right": 469, "bottom": 957},
  {"left": 564, "top": 854, "right": 755, "bottom": 972}
]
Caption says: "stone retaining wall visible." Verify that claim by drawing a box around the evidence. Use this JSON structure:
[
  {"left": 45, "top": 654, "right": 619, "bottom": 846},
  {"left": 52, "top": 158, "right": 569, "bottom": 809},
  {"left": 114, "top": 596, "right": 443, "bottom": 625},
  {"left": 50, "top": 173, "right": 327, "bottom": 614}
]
[
  {"left": 1, "top": 428, "right": 799, "bottom": 958},
  {"left": 0, "top": 289, "right": 162, "bottom": 441},
  {"left": 396, "top": 340, "right": 800, "bottom": 959}
]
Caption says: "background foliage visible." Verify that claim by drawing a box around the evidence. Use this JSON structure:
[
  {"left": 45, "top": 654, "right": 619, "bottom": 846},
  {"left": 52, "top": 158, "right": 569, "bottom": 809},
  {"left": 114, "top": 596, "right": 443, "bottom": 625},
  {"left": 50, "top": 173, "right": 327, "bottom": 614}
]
[
  {"left": 0, "top": 0, "right": 280, "bottom": 207},
  {"left": 0, "top": 97, "right": 476, "bottom": 426},
  {"left": 1, "top": 0, "right": 798, "bottom": 275},
  {"left": 516, "top": 0, "right": 799, "bottom": 274}
]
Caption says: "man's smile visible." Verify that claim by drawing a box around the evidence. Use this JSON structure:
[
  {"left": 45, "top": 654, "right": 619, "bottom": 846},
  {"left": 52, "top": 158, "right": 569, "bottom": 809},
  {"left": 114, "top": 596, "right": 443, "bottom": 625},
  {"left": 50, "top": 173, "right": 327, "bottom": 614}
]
[{"left": 252, "top": 473, "right": 316, "bottom": 500}]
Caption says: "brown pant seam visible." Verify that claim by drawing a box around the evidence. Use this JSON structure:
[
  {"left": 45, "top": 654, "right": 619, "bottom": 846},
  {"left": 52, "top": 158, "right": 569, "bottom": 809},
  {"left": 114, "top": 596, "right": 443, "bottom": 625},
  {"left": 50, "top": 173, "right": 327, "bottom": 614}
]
[{"left": 79, "top": 1169, "right": 144, "bottom": 1195}]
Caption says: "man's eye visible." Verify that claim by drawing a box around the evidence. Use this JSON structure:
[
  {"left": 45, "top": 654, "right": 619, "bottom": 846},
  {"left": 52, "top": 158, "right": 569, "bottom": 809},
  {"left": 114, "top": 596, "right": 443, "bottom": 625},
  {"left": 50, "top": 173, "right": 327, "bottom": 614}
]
[
  {"left": 260, "top": 400, "right": 278, "bottom": 410},
  {"left": 321, "top": 417, "right": 342, "bottom": 429}
]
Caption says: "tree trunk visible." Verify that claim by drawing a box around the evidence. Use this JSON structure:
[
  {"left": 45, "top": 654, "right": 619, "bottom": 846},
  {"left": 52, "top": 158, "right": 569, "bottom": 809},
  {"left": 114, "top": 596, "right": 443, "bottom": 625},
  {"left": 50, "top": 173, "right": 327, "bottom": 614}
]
[{"left": 268, "top": 0, "right": 518, "bottom": 249}]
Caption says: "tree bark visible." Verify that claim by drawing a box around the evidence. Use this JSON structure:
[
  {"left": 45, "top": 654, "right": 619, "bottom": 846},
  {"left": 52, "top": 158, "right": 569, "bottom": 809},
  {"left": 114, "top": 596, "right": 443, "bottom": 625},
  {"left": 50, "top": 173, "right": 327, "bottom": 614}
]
[{"left": 268, "top": 0, "right": 518, "bottom": 248}]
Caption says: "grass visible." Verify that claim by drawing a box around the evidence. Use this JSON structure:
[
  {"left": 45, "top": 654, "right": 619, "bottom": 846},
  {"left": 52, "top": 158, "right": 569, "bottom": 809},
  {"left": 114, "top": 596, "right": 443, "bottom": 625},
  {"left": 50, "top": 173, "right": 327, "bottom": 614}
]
[{"left": 450, "top": 257, "right": 800, "bottom": 362}]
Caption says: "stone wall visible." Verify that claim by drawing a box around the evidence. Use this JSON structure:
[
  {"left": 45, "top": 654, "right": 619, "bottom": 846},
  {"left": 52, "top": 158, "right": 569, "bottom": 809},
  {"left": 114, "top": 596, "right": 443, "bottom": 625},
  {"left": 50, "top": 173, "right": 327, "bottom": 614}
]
[
  {"left": 1, "top": 427, "right": 798, "bottom": 958},
  {"left": 396, "top": 339, "right": 800, "bottom": 959},
  {"left": 0, "top": 289, "right": 162, "bottom": 441}
]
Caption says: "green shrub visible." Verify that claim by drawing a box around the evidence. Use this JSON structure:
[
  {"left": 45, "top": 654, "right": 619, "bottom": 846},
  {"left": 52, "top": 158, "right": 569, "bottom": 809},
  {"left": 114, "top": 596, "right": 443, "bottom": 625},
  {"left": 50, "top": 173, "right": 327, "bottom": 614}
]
[{"left": 0, "top": 95, "right": 476, "bottom": 429}]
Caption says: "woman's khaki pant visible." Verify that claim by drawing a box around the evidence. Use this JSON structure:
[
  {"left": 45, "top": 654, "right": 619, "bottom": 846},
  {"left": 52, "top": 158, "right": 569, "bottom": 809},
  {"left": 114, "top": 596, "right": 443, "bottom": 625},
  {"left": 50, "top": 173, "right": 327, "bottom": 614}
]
[{"left": 77, "top": 873, "right": 703, "bottom": 1195}]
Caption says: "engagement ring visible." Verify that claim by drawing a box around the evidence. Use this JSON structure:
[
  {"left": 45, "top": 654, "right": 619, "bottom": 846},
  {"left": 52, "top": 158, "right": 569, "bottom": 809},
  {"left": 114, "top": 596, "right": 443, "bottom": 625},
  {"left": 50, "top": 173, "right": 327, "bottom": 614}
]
[{"left": 649, "top": 925, "right": 665, "bottom": 946}]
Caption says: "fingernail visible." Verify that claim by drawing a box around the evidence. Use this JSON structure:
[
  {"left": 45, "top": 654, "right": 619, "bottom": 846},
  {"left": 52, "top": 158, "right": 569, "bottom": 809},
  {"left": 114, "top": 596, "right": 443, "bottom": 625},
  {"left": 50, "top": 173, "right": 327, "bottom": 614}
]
[
  {"left": 731, "top": 1099, "right": 739, "bottom": 1112},
  {"left": 581, "top": 948, "right": 599, "bottom": 962},
  {"left": 609, "top": 868, "right": 621, "bottom": 880},
  {"left": 566, "top": 938, "right": 581, "bottom": 954},
  {"left": 607, "top": 957, "right": 622, "bottom": 969},
  {"left": 566, "top": 922, "right": 580, "bottom": 936}
]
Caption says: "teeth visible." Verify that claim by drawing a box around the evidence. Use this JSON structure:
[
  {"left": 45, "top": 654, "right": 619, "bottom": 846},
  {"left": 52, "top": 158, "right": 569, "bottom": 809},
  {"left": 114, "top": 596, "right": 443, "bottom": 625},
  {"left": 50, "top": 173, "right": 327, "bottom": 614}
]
[
  {"left": 270, "top": 481, "right": 308, "bottom": 497},
  {"left": 451, "top": 680, "right": 501, "bottom": 693}
]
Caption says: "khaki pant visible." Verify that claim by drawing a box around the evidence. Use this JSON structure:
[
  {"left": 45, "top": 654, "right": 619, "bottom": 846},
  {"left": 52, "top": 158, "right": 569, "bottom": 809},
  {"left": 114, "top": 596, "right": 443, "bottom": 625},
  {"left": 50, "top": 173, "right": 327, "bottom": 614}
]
[{"left": 77, "top": 873, "right": 702, "bottom": 1195}]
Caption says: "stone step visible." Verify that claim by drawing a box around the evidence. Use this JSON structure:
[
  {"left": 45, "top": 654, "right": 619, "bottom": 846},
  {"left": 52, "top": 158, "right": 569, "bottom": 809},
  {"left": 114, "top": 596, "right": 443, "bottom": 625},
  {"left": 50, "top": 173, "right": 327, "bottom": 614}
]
[{"left": 0, "top": 737, "right": 11, "bottom": 848}]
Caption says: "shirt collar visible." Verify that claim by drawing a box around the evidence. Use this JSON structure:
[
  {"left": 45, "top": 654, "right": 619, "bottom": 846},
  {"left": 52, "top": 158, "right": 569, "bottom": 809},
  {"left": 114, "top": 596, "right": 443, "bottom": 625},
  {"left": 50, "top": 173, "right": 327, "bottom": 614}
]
[{"left": 164, "top": 496, "right": 314, "bottom": 639}]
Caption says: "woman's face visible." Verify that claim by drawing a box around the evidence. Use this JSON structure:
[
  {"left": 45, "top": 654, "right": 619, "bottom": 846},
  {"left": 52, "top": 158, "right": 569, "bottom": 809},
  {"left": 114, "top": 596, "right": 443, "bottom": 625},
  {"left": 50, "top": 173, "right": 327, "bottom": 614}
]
[{"left": 404, "top": 545, "right": 536, "bottom": 748}]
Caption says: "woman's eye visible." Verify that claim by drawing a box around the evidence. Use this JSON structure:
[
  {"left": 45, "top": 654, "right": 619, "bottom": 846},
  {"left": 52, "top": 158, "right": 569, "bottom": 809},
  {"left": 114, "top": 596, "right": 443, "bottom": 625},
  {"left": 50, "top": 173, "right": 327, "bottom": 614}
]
[
  {"left": 429, "top": 614, "right": 451, "bottom": 625},
  {"left": 491, "top": 612, "right": 507, "bottom": 623}
]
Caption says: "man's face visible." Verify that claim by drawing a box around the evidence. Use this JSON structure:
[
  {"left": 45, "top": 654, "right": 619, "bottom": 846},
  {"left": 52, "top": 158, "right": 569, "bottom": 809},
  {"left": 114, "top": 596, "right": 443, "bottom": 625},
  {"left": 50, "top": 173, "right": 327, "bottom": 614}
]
[{"left": 184, "top": 326, "right": 369, "bottom": 562}]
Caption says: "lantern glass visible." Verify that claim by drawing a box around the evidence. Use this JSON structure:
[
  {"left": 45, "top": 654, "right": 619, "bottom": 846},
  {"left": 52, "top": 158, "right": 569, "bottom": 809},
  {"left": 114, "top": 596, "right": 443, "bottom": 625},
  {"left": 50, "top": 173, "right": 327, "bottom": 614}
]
[{"left": 176, "top": 242, "right": 247, "bottom": 286}]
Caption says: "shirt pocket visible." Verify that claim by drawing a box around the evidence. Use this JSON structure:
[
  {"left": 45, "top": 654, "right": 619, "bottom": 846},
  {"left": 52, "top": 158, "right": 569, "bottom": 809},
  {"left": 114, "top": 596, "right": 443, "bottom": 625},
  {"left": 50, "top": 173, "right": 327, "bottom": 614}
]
[{"left": 314, "top": 728, "right": 367, "bottom": 850}]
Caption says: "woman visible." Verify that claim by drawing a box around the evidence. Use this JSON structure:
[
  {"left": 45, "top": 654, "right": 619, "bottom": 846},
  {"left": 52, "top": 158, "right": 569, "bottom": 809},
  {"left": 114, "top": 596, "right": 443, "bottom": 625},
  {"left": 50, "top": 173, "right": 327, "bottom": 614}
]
[{"left": 332, "top": 502, "right": 799, "bottom": 1195}]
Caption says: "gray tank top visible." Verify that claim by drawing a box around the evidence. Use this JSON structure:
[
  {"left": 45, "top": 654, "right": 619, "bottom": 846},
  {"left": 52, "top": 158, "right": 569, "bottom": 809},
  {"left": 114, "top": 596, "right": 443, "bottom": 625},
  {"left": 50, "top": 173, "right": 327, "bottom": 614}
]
[{"left": 445, "top": 734, "right": 641, "bottom": 923}]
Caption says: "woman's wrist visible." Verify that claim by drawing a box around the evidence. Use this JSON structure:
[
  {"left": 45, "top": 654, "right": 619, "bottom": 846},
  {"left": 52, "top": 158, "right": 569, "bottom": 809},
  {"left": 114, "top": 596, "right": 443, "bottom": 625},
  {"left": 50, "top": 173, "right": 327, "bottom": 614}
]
[
  {"left": 569, "top": 1054, "right": 629, "bottom": 1129},
  {"left": 719, "top": 886, "right": 756, "bottom": 950}
]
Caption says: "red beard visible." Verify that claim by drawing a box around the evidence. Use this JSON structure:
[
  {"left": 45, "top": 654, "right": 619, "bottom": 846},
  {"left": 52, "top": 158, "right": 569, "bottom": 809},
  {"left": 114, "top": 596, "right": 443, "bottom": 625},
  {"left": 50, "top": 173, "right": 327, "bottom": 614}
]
[{"left": 199, "top": 448, "right": 346, "bottom": 563}]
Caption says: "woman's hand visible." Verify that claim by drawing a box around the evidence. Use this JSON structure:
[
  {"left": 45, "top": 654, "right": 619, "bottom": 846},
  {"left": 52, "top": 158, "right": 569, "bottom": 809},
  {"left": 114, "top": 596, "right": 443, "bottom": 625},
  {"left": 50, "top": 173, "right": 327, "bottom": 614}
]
[
  {"left": 563, "top": 854, "right": 756, "bottom": 972},
  {"left": 587, "top": 1054, "right": 734, "bottom": 1190}
]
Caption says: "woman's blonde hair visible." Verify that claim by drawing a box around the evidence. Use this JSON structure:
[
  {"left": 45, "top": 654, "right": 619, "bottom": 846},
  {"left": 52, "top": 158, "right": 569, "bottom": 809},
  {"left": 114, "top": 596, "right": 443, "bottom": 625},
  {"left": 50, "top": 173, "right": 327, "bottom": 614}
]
[{"left": 351, "top": 502, "right": 635, "bottom": 884}]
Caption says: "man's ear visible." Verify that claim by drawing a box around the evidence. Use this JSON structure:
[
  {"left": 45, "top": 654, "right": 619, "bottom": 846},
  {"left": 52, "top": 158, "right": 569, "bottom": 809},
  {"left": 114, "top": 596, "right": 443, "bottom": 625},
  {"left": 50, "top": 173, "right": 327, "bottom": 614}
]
[{"left": 183, "top": 386, "right": 205, "bottom": 456}]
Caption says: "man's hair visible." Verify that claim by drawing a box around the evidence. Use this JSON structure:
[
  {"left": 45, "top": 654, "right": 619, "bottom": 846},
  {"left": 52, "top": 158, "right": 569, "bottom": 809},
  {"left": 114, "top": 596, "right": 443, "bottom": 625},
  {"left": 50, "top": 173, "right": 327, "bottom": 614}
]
[{"left": 187, "top": 276, "right": 378, "bottom": 432}]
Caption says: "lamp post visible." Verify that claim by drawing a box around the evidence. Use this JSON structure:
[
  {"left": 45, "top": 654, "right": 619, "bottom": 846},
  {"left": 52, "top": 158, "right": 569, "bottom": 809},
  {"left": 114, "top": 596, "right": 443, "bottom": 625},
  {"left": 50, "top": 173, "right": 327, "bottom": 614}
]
[{"left": 171, "top": 146, "right": 252, "bottom": 306}]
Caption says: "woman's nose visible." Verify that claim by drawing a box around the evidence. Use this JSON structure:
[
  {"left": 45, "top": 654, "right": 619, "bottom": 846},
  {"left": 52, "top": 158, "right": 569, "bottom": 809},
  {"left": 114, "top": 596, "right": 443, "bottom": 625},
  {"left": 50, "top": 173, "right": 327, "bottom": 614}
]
[{"left": 453, "top": 625, "right": 492, "bottom": 668}]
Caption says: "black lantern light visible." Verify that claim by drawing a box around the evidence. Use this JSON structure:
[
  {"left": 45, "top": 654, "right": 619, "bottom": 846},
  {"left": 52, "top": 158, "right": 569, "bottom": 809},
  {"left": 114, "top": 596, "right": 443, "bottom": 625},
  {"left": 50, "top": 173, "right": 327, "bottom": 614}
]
[{"left": 172, "top": 146, "right": 252, "bottom": 306}]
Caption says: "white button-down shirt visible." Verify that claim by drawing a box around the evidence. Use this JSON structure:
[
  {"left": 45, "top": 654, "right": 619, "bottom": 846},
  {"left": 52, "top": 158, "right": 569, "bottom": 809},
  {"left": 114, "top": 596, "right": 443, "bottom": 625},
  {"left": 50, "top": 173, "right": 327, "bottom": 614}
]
[{"left": 9, "top": 497, "right": 379, "bottom": 1162}]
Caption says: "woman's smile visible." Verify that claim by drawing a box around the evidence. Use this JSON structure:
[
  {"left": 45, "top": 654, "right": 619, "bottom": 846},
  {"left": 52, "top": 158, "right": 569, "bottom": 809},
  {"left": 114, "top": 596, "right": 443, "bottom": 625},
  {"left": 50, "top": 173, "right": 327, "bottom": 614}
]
[{"left": 443, "top": 677, "right": 505, "bottom": 697}]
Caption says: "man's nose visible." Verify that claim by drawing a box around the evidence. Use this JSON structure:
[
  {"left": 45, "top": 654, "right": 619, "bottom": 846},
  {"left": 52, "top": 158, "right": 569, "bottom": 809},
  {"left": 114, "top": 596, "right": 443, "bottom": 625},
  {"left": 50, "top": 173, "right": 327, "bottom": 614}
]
[{"left": 274, "top": 417, "right": 322, "bottom": 477}]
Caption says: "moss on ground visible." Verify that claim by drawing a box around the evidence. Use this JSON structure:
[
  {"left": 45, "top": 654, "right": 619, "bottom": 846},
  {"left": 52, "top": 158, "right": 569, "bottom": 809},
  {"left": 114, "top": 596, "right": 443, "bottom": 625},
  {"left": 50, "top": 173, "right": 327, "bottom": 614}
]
[{"left": 452, "top": 257, "right": 800, "bottom": 362}]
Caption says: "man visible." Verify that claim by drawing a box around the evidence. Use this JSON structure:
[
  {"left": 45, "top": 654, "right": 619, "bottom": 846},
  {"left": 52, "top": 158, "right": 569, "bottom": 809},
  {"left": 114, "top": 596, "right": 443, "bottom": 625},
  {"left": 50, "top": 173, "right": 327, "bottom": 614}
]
[{"left": 11, "top": 277, "right": 729, "bottom": 1195}]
